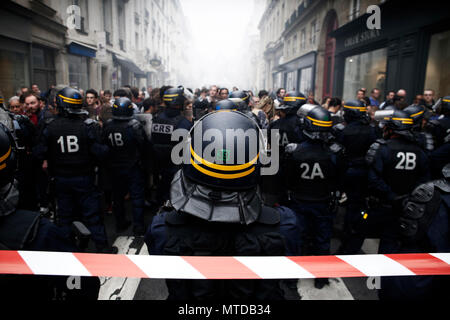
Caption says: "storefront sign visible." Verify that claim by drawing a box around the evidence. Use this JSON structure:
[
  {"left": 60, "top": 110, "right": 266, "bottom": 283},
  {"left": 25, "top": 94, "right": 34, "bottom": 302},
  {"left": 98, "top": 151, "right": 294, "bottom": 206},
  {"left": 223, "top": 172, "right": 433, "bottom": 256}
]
[{"left": 344, "top": 29, "right": 381, "bottom": 49}]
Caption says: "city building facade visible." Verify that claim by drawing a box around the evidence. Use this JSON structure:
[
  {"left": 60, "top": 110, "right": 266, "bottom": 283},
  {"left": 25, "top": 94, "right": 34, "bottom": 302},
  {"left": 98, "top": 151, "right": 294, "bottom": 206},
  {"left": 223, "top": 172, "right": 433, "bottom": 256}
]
[
  {"left": 257, "top": 0, "right": 449, "bottom": 103},
  {"left": 0, "top": 0, "right": 191, "bottom": 98}
]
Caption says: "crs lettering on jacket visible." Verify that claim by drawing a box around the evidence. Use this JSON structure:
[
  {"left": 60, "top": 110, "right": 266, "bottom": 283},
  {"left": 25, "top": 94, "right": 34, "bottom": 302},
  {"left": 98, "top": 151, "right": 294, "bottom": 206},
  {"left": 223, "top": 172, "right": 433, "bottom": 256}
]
[{"left": 152, "top": 124, "right": 174, "bottom": 134}]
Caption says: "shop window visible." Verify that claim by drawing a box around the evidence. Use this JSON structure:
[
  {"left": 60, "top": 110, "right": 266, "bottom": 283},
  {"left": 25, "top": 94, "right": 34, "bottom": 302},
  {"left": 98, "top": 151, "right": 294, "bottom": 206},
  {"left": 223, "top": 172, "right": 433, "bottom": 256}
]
[
  {"left": 32, "top": 46, "right": 56, "bottom": 93},
  {"left": 0, "top": 49, "right": 30, "bottom": 98},
  {"left": 299, "top": 67, "right": 312, "bottom": 95},
  {"left": 424, "top": 30, "right": 450, "bottom": 98},
  {"left": 342, "top": 48, "right": 387, "bottom": 102},
  {"left": 285, "top": 70, "right": 297, "bottom": 91},
  {"left": 68, "top": 54, "right": 89, "bottom": 90}
]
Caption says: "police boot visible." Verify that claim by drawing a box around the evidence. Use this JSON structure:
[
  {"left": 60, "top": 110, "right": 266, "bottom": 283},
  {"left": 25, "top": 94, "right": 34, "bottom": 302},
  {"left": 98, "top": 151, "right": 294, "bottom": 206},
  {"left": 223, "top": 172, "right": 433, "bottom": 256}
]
[{"left": 314, "top": 278, "right": 330, "bottom": 289}]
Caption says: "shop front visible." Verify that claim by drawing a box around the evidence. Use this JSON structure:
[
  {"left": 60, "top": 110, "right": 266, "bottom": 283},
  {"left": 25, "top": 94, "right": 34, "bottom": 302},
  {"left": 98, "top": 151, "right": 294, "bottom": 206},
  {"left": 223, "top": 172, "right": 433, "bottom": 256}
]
[
  {"left": 331, "top": 0, "right": 450, "bottom": 103},
  {"left": 280, "top": 51, "right": 316, "bottom": 95}
]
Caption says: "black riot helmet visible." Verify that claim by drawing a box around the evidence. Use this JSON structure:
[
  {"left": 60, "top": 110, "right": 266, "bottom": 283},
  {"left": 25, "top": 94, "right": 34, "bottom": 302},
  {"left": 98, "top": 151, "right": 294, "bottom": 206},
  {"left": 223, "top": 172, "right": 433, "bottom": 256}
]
[
  {"left": 229, "top": 90, "right": 250, "bottom": 112},
  {"left": 112, "top": 97, "right": 134, "bottom": 120},
  {"left": 56, "top": 87, "right": 87, "bottom": 116},
  {"left": 404, "top": 104, "right": 426, "bottom": 129},
  {"left": 435, "top": 96, "right": 450, "bottom": 116},
  {"left": 215, "top": 99, "right": 239, "bottom": 111},
  {"left": 183, "top": 111, "right": 262, "bottom": 191},
  {"left": 298, "top": 104, "right": 333, "bottom": 133},
  {"left": 163, "top": 86, "right": 193, "bottom": 109},
  {"left": 276, "top": 91, "right": 307, "bottom": 114},
  {"left": 343, "top": 100, "right": 368, "bottom": 123},
  {"left": 0, "top": 124, "right": 17, "bottom": 190},
  {"left": 374, "top": 109, "right": 414, "bottom": 132}
]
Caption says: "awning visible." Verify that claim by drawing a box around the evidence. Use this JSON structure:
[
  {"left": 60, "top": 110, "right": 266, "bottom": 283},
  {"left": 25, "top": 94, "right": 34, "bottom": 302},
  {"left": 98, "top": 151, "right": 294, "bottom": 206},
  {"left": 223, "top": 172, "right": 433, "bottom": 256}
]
[
  {"left": 113, "top": 54, "right": 146, "bottom": 76},
  {"left": 67, "top": 42, "right": 96, "bottom": 58}
]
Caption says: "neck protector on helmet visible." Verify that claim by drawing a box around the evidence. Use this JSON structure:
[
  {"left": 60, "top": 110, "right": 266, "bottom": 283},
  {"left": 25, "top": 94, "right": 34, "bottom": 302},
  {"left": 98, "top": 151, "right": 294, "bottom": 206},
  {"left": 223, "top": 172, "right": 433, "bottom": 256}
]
[{"left": 170, "top": 170, "right": 262, "bottom": 225}]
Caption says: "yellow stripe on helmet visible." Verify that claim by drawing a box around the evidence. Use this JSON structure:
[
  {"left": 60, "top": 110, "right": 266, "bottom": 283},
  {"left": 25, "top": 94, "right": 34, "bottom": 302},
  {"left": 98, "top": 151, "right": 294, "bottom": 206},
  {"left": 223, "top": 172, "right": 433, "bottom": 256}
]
[
  {"left": 344, "top": 105, "right": 368, "bottom": 112},
  {"left": 307, "top": 116, "right": 332, "bottom": 125},
  {"left": 0, "top": 147, "right": 11, "bottom": 163},
  {"left": 0, "top": 163, "right": 6, "bottom": 171},
  {"left": 58, "top": 95, "right": 82, "bottom": 104},
  {"left": 284, "top": 97, "right": 306, "bottom": 102},
  {"left": 190, "top": 158, "right": 256, "bottom": 180},
  {"left": 190, "top": 145, "right": 258, "bottom": 172},
  {"left": 410, "top": 110, "right": 424, "bottom": 118}
]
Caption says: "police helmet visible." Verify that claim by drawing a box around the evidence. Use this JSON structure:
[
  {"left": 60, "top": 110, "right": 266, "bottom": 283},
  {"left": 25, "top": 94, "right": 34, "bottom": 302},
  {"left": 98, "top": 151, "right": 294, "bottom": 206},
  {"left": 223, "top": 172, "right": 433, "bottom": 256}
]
[
  {"left": 436, "top": 96, "right": 450, "bottom": 115},
  {"left": 215, "top": 99, "right": 239, "bottom": 111},
  {"left": 298, "top": 104, "right": 333, "bottom": 133},
  {"left": 183, "top": 111, "right": 262, "bottom": 191},
  {"left": 404, "top": 104, "right": 426, "bottom": 128},
  {"left": 163, "top": 86, "right": 193, "bottom": 108},
  {"left": 343, "top": 100, "right": 368, "bottom": 122},
  {"left": 0, "top": 124, "right": 17, "bottom": 189},
  {"left": 56, "top": 87, "right": 87, "bottom": 115},
  {"left": 229, "top": 90, "right": 251, "bottom": 112},
  {"left": 374, "top": 109, "right": 413, "bottom": 132},
  {"left": 112, "top": 97, "right": 134, "bottom": 120},
  {"left": 276, "top": 91, "right": 307, "bottom": 113}
]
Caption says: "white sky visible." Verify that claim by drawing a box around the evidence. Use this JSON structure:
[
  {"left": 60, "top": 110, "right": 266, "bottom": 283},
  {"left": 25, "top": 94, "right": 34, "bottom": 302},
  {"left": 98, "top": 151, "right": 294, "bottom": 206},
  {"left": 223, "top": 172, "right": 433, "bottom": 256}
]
[{"left": 179, "top": 0, "right": 264, "bottom": 89}]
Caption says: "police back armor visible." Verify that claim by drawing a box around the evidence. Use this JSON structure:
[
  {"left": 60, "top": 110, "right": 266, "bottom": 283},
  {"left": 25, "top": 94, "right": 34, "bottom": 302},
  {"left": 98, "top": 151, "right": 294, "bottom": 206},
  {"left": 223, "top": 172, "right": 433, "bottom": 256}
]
[
  {"left": 163, "top": 206, "right": 285, "bottom": 300},
  {"left": 268, "top": 114, "right": 302, "bottom": 155},
  {"left": 103, "top": 119, "right": 144, "bottom": 168},
  {"left": 371, "top": 138, "right": 429, "bottom": 196},
  {"left": 151, "top": 113, "right": 185, "bottom": 165},
  {"left": 45, "top": 117, "right": 95, "bottom": 177},
  {"left": 335, "top": 122, "right": 377, "bottom": 164},
  {"left": 284, "top": 141, "right": 340, "bottom": 202}
]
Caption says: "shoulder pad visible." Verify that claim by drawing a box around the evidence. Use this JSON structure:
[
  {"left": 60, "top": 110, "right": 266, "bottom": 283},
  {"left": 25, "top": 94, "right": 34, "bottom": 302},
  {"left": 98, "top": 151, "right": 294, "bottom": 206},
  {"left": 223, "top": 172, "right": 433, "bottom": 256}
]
[
  {"left": 333, "top": 123, "right": 345, "bottom": 132},
  {"left": 423, "top": 132, "right": 434, "bottom": 151},
  {"left": 285, "top": 143, "right": 300, "bottom": 154},
  {"left": 366, "top": 139, "right": 386, "bottom": 164},
  {"left": 329, "top": 142, "right": 344, "bottom": 154},
  {"left": 44, "top": 117, "right": 55, "bottom": 125},
  {"left": 127, "top": 118, "right": 141, "bottom": 129},
  {"left": 428, "top": 119, "right": 441, "bottom": 128},
  {"left": 410, "top": 182, "right": 435, "bottom": 203},
  {"left": 84, "top": 118, "right": 96, "bottom": 126},
  {"left": 258, "top": 206, "right": 280, "bottom": 225},
  {"left": 433, "top": 179, "right": 450, "bottom": 194}
]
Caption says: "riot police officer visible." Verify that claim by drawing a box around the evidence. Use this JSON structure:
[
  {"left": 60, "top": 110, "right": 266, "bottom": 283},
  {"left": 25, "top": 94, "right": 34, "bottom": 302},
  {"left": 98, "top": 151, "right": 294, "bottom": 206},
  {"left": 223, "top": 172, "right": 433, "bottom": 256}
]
[
  {"left": 366, "top": 109, "right": 430, "bottom": 254},
  {"left": 404, "top": 104, "right": 434, "bottom": 154},
  {"left": 145, "top": 111, "right": 288, "bottom": 300},
  {"left": 0, "top": 124, "right": 100, "bottom": 300},
  {"left": 33, "top": 87, "right": 116, "bottom": 254},
  {"left": 0, "top": 93, "right": 39, "bottom": 211},
  {"left": 333, "top": 100, "right": 379, "bottom": 254},
  {"left": 264, "top": 92, "right": 307, "bottom": 206},
  {"left": 230, "top": 90, "right": 266, "bottom": 129},
  {"left": 151, "top": 86, "right": 193, "bottom": 205},
  {"left": 426, "top": 95, "right": 450, "bottom": 148},
  {"left": 214, "top": 99, "right": 239, "bottom": 111},
  {"left": 102, "top": 97, "right": 148, "bottom": 236},
  {"left": 379, "top": 164, "right": 450, "bottom": 300},
  {"left": 283, "top": 104, "right": 344, "bottom": 289}
]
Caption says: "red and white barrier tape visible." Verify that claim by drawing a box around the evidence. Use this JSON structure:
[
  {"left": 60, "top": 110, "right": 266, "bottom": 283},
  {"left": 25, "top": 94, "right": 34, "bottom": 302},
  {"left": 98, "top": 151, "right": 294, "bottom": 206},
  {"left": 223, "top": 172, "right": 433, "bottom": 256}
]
[{"left": 1, "top": 251, "right": 449, "bottom": 279}]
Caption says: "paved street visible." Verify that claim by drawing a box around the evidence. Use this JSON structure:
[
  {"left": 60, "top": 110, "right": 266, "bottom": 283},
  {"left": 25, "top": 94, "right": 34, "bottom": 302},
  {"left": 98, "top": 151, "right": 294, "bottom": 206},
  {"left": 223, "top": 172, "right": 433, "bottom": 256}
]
[{"left": 96, "top": 202, "right": 380, "bottom": 301}]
